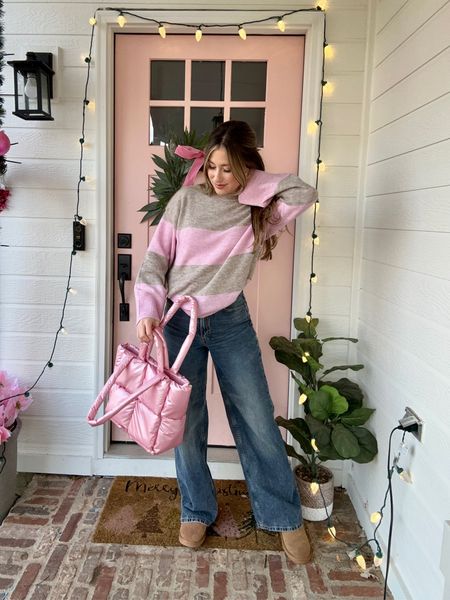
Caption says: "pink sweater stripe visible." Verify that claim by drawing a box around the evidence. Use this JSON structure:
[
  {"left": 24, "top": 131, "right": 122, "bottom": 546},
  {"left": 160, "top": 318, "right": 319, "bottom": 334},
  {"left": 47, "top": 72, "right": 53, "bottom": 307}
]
[{"left": 175, "top": 225, "right": 254, "bottom": 266}]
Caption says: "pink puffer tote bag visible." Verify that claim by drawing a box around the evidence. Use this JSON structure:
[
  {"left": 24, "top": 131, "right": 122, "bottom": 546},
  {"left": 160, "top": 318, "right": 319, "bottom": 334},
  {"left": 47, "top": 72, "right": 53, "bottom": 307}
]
[{"left": 87, "top": 295, "right": 198, "bottom": 455}]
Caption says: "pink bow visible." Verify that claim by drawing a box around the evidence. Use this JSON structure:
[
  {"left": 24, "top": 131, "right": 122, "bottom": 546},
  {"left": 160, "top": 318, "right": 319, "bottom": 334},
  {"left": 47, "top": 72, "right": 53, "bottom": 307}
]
[{"left": 175, "top": 145, "right": 205, "bottom": 187}]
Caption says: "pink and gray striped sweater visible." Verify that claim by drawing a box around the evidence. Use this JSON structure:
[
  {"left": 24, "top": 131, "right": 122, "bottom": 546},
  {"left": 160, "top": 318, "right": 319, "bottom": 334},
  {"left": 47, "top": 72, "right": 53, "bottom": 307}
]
[{"left": 134, "top": 170, "right": 317, "bottom": 322}]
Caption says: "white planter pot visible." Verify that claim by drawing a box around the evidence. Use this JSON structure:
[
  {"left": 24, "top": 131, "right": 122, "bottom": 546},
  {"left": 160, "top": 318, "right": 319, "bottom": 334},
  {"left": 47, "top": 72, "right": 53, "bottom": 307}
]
[
  {"left": 0, "top": 419, "right": 21, "bottom": 522},
  {"left": 295, "top": 464, "right": 334, "bottom": 522}
]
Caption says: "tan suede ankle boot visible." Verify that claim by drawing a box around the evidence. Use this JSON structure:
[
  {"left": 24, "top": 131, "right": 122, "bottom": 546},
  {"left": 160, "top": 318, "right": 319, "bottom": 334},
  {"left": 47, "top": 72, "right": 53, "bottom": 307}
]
[
  {"left": 179, "top": 522, "right": 207, "bottom": 549},
  {"left": 280, "top": 525, "right": 312, "bottom": 564}
]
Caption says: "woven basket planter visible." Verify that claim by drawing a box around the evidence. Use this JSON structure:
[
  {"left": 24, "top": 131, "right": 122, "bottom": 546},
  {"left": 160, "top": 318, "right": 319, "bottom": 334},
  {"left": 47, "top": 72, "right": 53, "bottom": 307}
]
[{"left": 295, "top": 464, "right": 334, "bottom": 522}]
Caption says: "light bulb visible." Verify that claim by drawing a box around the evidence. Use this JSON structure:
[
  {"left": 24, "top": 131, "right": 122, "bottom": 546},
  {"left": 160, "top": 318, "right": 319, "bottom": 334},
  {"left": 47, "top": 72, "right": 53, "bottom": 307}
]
[
  {"left": 315, "top": 201, "right": 320, "bottom": 212},
  {"left": 313, "top": 235, "right": 320, "bottom": 245},
  {"left": 307, "top": 121, "right": 318, "bottom": 135},
  {"left": 311, "top": 274, "right": 318, "bottom": 283},
  {"left": 195, "top": 28, "right": 202, "bottom": 42},
  {"left": 328, "top": 526, "right": 336, "bottom": 538},
  {"left": 277, "top": 18, "right": 286, "bottom": 32},
  {"left": 299, "top": 393, "right": 307, "bottom": 405},
  {"left": 87, "top": 100, "right": 96, "bottom": 112},
  {"left": 324, "top": 44, "right": 335, "bottom": 59},
  {"left": 323, "top": 81, "right": 334, "bottom": 96},
  {"left": 311, "top": 438, "right": 319, "bottom": 452},
  {"left": 238, "top": 26, "right": 247, "bottom": 40},
  {"left": 356, "top": 554, "right": 366, "bottom": 570},
  {"left": 374, "top": 552, "right": 383, "bottom": 567},
  {"left": 370, "top": 512, "right": 381, "bottom": 524},
  {"left": 89, "top": 17, "right": 97, "bottom": 26},
  {"left": 24, "top": 75, "right": 38, "bottom": 99},
  {"left": 117, "top": 14, "right": 127, "bottom": 28},
  {"left": 68, "top": 288, "right": 78, "bottom": 295},
  {"left": 79, "top": 217, "right": 87, "bottom": 226},
  {"left": 301, "top": 355, "right": 308, "bottom": 363},
  {"left": 304, "top": 352, "right": 310, "bottom": 357},
  {"left": 60, "top": 327, "right": 68, "bottom": 335},
  {"left": 158, "top": 24, "right": 166, "bottom": 38},
  {"left": 310, "top": 482, "right": 319, "bottom": 495},
  {"left": 318, "top": 162, "right": 326, "bottom": 172},
  {"left": 305, "top": 314, "right": 312, "bottom": 323},
  {"left": 398, "top": 468, "right": 413, "bottom": 484}
]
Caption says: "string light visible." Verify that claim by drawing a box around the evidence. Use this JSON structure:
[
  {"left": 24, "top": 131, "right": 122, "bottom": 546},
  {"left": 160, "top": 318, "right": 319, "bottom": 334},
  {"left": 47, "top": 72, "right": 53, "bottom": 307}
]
[
  {"left": 370, "top": 511, "right": 381, "bottom": 524},
  {"left": 238, "top": 26, "right": 247, "bottom": 40},
  {"left": 117, "top": 13, "right": 127, "bottom": 28},
  {"left": 195, "top": 26, "right": 202, "bottom": 42},
  {"left": 396, "top": 466, "right": 413, "bottom": 483},
  {"left": 277, "top": 18, "right": 286, "bottom": 32},
  {"left": 310, "top": 482, "right": 319, "bottom": 495},
  {"left": 355, "top": 553, "right": 367, "bottom": 570},
  {"left": 324, "top": 43, "right": 335, "bottom": 59},
  {"left": 374, "top": 551, "right": 383, "bottom": 567},
  {"left": 158, "top": 23, "right": 166, "bottom": 38}
]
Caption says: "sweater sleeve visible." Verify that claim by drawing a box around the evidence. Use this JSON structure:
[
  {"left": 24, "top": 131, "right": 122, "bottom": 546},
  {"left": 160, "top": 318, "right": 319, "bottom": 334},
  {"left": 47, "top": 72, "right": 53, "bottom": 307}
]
[
  {"left": 134, "top": 195, "right": 180, "bottom": 323},
  {"left": 238, "top": 170, "right": 317, "bottom": 237}
]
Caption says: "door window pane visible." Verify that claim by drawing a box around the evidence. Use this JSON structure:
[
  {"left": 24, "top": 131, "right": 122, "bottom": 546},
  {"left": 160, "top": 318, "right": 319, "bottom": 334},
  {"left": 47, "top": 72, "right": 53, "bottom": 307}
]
[
  {"left": 149, "top": 107, "right": 184, "bottom": 145},
  {"left": 191, "top": 108, "right": 224, "bottom": 137},
  {"left": 150, "top": 61, "right": 185, "bottom": 100},
  {"left": 230, "top": 108, "right": 265, "bottom": 147},
  {"left": 191, "top": 61, "right": 225, "bottom": 101},
  {"left": 231, "top": 62, "right": 267, "bottom": 101}
]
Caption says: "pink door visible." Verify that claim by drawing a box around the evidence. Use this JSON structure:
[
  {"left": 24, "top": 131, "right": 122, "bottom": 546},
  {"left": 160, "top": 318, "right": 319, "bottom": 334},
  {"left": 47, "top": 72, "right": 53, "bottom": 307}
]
[{"left": 113, "top": 34, "right": 305, "bottom": 446}]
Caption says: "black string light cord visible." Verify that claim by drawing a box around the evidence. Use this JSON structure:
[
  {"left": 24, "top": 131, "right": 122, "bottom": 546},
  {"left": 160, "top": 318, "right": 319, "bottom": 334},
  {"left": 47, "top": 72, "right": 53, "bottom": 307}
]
[{"left": 315, "top": 426, "right": 411, "bottom": 599}]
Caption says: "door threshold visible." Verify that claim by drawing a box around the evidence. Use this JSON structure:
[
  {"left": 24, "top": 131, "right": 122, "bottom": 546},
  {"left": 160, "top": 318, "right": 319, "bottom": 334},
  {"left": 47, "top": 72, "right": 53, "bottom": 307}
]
[{"left": 106, "top": 443, "right": 240, "bottom": 463}]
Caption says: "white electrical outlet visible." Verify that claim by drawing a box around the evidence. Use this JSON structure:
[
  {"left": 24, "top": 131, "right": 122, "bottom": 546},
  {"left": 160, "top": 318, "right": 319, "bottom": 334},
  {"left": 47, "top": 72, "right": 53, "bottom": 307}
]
[{"left": 399, "top": 406, "right": 423, "bottom": 442}]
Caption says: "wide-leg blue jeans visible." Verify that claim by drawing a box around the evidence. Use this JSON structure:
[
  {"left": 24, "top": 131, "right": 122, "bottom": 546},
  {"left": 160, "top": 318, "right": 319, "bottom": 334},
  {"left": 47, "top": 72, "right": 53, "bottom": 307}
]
[{"left": 163, "top": 293, "right": 302, "bottom": 532}]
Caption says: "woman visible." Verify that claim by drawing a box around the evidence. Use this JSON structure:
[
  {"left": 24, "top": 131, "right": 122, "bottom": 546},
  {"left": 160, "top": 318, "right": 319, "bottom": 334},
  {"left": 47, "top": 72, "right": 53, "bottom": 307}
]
[{"left": 135, "top": 120, "right": 317, "bottom": 563}]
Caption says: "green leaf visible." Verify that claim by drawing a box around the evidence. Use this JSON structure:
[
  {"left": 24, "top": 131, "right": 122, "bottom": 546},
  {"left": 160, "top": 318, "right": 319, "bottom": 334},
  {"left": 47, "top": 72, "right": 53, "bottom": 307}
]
[
  {"left": 331, "top": 424, "right": 360, "bottom": 458},
  {"left": 322, "top": 378, "right": 364, "bottom": 411},
  {"left": 321, "top": 364, "right": 364, "bottom": 377},
  {"left": 309, "top": 388, "right": 332, "bottom": 420},
  {"left": 293, "top": 317, "right": 319, "bottom": 337},
  {"left": 138, "top": 201, "right": 160, "bottom": 212},
  {"left": 317, "top": 443, "right": 342, "bottom": 461},
  {"left": 341, "top": 407, "right": 375, "bottom": 426},
  {"left": 292, "top": 338, "right": 323, "bottom": 361},
  {"left": 309, "top": 385, "right": 348, "bottom": 420},
  {"left": 305, "top": 414, "right": 331, "bottom": 449},
  {"left": 349, "top": 427, "right": 378, "bottom": 463},
  {"left": 284, "top": 444, "right": 309, "bottom": 466},
  {"left": 275, "top": 416, "right": 312, "bottom": 455}
]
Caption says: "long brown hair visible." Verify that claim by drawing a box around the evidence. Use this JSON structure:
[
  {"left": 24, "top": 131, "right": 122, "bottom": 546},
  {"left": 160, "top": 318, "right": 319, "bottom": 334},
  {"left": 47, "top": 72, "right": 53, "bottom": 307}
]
[{"left": 202, "top": 120, "right": 280, "bottom": 261}]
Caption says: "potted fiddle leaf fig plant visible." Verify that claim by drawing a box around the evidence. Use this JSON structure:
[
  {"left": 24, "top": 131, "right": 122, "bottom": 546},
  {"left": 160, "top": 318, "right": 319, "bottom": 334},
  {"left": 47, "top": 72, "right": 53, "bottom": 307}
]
[
  {"left": 270, "top": 317, "right": 377, "bottom": 521},
  {"left": 138, "top": 129, "right": 209, "bottom": 226}
]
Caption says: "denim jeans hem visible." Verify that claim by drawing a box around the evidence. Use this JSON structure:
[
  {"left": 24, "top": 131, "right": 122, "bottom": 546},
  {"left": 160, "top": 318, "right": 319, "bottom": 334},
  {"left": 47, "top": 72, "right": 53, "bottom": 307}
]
[
  {"left": 256, "top": 523, "right": 302, "bottom": 533},
  {"left": 180, "top": 518, "right": 211, "bottom": 526}
]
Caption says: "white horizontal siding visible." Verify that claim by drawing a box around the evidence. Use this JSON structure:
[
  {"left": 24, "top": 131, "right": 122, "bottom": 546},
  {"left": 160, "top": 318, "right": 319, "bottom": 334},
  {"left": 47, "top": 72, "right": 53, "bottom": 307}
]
[{"left": 349, "top": 1, "right": 450, "bottom": 599}]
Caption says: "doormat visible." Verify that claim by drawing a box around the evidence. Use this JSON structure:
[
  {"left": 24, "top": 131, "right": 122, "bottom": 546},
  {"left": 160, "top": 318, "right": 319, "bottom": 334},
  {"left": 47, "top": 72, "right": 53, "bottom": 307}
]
[{"left": 92, "top": 476, "right": 282, "bottom": 551}]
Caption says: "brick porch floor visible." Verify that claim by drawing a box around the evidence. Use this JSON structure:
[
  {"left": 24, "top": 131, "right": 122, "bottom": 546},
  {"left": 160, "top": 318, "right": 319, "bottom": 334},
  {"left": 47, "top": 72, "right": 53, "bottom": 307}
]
[{"left": 0, "top": 475, "right": 392, "bottom": 599}]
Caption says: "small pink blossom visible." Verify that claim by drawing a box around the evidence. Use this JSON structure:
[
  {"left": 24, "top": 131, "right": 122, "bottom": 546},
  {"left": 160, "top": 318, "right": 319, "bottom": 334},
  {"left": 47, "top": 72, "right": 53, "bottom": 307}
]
[{"left": 0, "top": 370, "right": 33, "bottom": 441}]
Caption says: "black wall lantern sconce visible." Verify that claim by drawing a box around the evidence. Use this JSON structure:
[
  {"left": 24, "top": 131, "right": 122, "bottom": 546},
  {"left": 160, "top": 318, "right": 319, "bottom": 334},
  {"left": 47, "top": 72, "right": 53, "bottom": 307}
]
[{"left": 7, "top": 52, "right": 55, "bottom": 121}]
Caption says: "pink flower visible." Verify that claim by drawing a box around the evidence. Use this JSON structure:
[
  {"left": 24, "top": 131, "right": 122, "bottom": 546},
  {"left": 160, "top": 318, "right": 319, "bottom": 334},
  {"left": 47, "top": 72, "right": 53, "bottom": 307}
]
[{"left": 0, "top": 370, "right": 33, "bottom": 438}]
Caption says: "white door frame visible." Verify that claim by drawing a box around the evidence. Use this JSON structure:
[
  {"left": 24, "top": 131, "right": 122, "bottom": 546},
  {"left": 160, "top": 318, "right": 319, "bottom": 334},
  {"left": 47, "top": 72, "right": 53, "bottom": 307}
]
[{"left": 92, "top": 8, "right": 324, "bottom": 476}]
